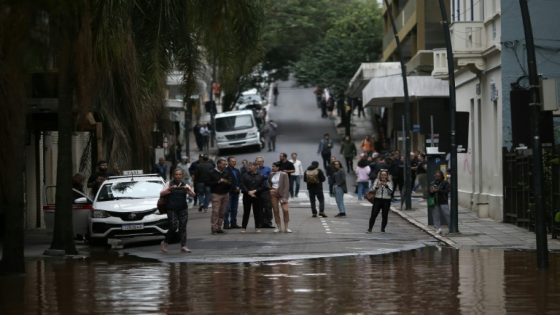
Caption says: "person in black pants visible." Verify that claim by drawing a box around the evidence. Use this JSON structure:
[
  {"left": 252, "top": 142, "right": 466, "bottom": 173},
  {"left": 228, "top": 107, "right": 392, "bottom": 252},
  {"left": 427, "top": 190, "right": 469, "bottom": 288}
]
[
  {"left": 240, "top": 162, "right": 266, "bottom": 232},
  {"left": 159, "top": 169, "right": 196, "bottom": 253},
  {"left": 303, "top": 161, "right": 327, "bottom": 217},
  {"left": 368, "top": 170, "right": 393, "bottom": 233},
  {"left": 317, "top": 133, "right": 333, "bottom": 171}
]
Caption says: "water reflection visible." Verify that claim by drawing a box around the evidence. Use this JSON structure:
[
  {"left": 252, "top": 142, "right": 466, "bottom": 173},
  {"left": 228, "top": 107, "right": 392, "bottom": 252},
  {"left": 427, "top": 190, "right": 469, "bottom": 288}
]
[{"left": 1, "top": 248, "right": 560, "bottom": 314}]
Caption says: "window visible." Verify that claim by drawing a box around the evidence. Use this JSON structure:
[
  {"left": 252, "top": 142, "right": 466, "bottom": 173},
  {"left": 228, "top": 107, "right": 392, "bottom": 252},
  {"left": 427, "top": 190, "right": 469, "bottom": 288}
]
[
  {"left": 215, "top": 115, "right": 254, "bottom": 132},
  {"left": 97, "top": 181, "right": 163, "bottom": 201}
]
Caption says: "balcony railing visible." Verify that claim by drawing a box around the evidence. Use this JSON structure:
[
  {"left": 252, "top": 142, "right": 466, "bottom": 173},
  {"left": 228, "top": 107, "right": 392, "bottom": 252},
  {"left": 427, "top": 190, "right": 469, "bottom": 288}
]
[
  {"left": 431, "top": 48, "right": 448, "bottom": 79},
  {"left": 382, "top": 0, "right": 417, "bottom": 50},
  {"left": 450, "top": 21, "right": 486, "bottom": 56}
]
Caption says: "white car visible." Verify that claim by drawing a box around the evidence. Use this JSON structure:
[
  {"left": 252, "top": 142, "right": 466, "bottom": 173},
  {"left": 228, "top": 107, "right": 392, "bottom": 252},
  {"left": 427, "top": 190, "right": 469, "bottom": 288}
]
[
  {"left": 234, "top": 93, "right": 267, "bottom": 110},
  {"left": 88, "top": 174, "right": 168, "bottom": 244}
]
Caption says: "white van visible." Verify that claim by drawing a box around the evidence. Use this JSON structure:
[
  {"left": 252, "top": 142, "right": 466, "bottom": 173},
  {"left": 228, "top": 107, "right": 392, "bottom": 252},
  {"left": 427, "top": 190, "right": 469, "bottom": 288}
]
[{"left": 214, "top": 110, "right": 262, "bottom": 153}]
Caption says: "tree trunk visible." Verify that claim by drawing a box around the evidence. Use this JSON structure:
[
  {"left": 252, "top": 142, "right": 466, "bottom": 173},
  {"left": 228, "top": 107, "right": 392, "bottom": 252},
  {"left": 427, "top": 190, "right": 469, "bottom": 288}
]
[
  {"left": 0, "top": 4, "right": 29, "bottom": 274},
  {"left": 49, "top": 33, "right": 77, "bottom": 255}
]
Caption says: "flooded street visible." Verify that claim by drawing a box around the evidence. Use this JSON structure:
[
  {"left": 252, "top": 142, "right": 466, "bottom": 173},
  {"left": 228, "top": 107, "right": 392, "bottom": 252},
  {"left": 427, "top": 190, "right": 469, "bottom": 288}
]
[{"left": 2, "top": 247, "right": 560, "bottom": 314}]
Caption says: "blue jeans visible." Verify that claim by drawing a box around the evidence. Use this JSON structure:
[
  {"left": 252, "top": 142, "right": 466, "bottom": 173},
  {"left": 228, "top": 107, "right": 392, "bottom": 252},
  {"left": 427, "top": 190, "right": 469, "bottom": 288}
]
[
  {"left": 334, "top": 186, "right": 346, "bottom": 213},
  {"left": 196, "top": 183, "right": 211, "bottom": 209},
  {"left": 357, "top": 181, "right": 369, "bottom": 200},
  {"left": 289, "top": 175, "right": 301, "bottom": 197},
  {"left": 224, "top": 192, "right": 240, "bottom": 226}
]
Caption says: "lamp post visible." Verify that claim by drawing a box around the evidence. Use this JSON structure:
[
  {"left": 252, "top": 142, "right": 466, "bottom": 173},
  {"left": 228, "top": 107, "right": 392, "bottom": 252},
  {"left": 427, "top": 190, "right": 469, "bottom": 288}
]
[
  {"left": 438, "top": 0, "right": 459, "bottom": 233},
  {"left": 383, "top": 0, "right": 412, "bottom": 209}
]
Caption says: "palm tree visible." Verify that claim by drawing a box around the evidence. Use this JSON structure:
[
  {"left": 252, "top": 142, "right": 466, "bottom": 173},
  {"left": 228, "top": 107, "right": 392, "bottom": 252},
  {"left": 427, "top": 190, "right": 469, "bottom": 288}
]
[{"left": 0, "top": 1, "right": 32, "bottom": 273}]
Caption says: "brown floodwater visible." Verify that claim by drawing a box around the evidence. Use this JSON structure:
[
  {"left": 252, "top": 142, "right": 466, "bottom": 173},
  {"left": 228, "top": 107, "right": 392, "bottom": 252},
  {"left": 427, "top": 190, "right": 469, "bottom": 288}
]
[{"left": 1, "top": 247, "right": 560, "bottom": 314}]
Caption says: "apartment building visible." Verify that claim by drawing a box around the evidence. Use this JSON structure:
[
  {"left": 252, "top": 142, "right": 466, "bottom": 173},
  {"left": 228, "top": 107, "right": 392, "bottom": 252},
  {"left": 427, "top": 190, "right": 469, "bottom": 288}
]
[{"left": 432, "top": 0, "right": 560, "bottom": 221}]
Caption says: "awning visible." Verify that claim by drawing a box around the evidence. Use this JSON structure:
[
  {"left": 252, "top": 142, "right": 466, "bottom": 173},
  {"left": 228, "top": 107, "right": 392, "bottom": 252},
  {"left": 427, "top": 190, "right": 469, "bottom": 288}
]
[
  {"left": 363, "top": 75, "right": 449, "bottom": 107},
  {"left": 347, "top": 62, "right": 401, "bottom": 98}
]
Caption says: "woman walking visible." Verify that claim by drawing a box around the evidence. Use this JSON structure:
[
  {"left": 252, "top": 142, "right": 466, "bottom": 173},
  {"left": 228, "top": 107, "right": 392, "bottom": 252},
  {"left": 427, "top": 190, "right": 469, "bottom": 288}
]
[
  {"left": 429, "top": 170, "right": 450, "bottom": 235},
  {"left": 355, "top": 159, "right": 371, "bottom": 200},
  {"left": 367, "top": 169, "right": 393, "bottom": 233},
  {"left": 332, "top": 160, "right": 348, "bottom": 217},
  {"left": 269, "top": 162, "right": 292, "bottom": 232},
  {"left": 160, "top": 169, "right": 196, "bottom": 253}
]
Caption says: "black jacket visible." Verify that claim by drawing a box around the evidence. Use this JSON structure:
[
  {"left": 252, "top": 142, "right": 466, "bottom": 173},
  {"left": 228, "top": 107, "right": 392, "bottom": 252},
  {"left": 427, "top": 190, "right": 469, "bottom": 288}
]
[
  {"left": 240, "top": 171, "right": 267, "bottom": 194},
  {"left": 208, "top": 168, "right": 233, "bottom": 194},
  {"left": 303, "top": 165, "right": 326, "bottom": 191}
]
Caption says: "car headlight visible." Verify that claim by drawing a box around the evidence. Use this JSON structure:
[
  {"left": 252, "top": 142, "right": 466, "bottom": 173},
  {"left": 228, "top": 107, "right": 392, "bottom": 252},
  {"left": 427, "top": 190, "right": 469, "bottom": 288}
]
[
  {"left": 216, "top": 135, "right": 226, "bottom": 141},
  {"left": 92, "top": 209, "right": 109, "bottom": 218},
  {"left": 247, "top": 131, "right": 258, "bottom": 138}
]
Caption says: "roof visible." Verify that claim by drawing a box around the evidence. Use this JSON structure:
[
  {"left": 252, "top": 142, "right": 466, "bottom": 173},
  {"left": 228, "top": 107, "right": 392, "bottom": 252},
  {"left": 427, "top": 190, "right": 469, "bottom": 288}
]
[
  {"left": 105, "top": 174, "right": 164, "bottom": 183},
  {"left": 215, "top": 110, "right": 255, "bottom": 118},
  {"left": 363, "top": 75, "right": 449, "bottom": 107}
]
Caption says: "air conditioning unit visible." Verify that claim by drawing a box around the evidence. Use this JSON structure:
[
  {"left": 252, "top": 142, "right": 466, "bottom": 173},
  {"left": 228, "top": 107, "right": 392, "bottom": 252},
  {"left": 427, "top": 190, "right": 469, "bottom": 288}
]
[{"left": 541, "top": 78, "right": 560, "bottom": 112}]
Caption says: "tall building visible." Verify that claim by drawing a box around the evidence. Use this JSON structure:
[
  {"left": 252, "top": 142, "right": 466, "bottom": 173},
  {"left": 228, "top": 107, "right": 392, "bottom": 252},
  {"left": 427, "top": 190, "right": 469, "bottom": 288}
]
[{"left": 432, "top": 0, "right": 560, "bottom": 223}]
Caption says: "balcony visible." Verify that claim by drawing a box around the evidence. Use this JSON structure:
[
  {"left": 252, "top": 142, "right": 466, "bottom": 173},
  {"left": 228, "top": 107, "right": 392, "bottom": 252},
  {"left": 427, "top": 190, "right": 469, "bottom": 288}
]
[
  {"left": 450, "top": 21, "right": 486, "bottom": 71},
  {"left": 382, "top": 0, "right": 417, "bottom": 56},
  {"left": 431, "top": 48, "right": 448, "bottom": 80}
]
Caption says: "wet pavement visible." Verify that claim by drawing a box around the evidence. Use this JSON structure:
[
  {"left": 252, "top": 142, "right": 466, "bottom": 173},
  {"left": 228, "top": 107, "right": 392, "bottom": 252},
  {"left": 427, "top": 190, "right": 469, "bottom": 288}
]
[{"left": 2, "top": 248, "right": 560, "bottom": 314}]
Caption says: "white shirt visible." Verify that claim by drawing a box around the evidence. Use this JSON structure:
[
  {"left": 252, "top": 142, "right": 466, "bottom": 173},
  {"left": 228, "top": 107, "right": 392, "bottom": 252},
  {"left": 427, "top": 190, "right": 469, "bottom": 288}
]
[
  {"left": 271, "top": 172, "right": 281, "bottom": 189},
  {"left": 291, "top": 159, "right": 304, "bottom": 176}
]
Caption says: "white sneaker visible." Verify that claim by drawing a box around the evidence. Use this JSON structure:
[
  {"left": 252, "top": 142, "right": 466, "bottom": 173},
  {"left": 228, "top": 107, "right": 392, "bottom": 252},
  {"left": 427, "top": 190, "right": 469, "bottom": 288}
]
[
  {"left": 255, "top": 229, "right": 261, "bottom": 233},
  {"left": 274, "top": 228, "right": 280, "bottom": 233},
  {"left": 285, "top": 229, "right": 293, "bottom": 233},
  {"left": 436, "top": 228, "right": 442, "bottom": 235},
  {"left": 241, "top": 229, "right": 246, "bottom": 233}
]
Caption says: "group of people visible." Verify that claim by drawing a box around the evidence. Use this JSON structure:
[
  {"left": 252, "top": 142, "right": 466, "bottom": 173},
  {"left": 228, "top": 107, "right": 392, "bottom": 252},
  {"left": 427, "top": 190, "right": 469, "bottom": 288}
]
[
  {"left": 157, "top": 131, "right": 450, "bottom": 253},
  {"left": 159, "top": 152, "right": 338, "bottom": 253}
]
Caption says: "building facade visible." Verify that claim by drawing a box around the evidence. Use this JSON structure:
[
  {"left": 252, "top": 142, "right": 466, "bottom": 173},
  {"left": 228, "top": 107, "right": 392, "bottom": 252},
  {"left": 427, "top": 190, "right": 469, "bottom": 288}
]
[{"left": 432, "top": 0, "right": 560, "bottom": 221}]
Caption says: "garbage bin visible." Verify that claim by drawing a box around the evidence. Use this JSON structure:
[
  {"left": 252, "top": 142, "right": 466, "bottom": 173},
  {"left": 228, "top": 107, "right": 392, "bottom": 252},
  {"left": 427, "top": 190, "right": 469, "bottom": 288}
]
[{"left": 426, "top": 148, "right": 447, "bottom": 226}]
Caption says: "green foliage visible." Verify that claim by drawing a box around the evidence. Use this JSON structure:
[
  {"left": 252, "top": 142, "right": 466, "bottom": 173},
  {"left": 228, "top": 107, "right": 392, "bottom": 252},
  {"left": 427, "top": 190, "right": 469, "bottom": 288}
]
[
  {"left": 262, "top": 0, "right": 381, "bottom": 83},
  {"left": 291, "top": 0, "right": 382, "bottom": 96}
]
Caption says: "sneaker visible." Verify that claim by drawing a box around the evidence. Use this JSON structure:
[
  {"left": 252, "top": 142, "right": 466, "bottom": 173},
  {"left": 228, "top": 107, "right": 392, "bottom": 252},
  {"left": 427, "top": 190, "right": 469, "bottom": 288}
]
[
  {"left": 216, "top": 230, "right": 225, "bottom": 234},
  {"left": 381, "top": 228, "right": 385, "bottom": 232},
  {"left": 285, "top": 229, "right": 293, "bottom": 233},
  {"left": 230, "top": 224, "right": 241, "bottom": 229},
  {"left": 255, "top": 229, "right": 261, "bottom": 233},
  {"left": 366, "top": 230, "right": 372, "bottom": 234},
  {"left": 160, "top": 241, "right": 168, "bottom": 253},
  {"left": 312, "top": 214, "right": 317, "bottom": 218},
  {"left": 319, "top": 213, "right": 328, "bottom": 218},
  {"left": 241, "top": 229, "right": 247, "bottom": 233},
  {"left": 274, "top": 228, "right": 280, "bottom": 233},
  {"left": 436, "top": 228, "right": 442, "bottom": 235},
  {"left": 181, "top": 247, "right": 191, "bottom": 253},
  {"left": 223, "top": 225, "right": 231, "bottom": 229},
  {"left": 334, "top": 213, "right": 346, "bottom": 217},
  {"left": 198, "top": 206, "right": 203, "bottom": 212}
]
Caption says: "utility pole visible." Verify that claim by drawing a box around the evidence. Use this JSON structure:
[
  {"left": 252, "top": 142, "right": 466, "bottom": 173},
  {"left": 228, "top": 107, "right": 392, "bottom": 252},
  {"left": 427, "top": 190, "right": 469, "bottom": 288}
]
[
  {"left": 438, "top": 0, "right": 459, "bottom": 233},
  {"left": 384, "top": 0, "right": 411, "bottom": 209},
  {"left": 519, "top": 0, "right": 548, "bottom": 269}
]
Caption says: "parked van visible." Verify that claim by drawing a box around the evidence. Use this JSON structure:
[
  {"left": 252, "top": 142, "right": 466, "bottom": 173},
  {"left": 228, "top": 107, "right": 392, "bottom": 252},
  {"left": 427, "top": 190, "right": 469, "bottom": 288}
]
[{"left": 214, "top": 110, "right": 262, "bottom": 153}]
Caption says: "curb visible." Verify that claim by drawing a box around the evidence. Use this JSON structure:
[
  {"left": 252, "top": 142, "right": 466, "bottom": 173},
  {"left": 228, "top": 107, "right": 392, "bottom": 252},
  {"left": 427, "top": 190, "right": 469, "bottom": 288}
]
[{"left": 390, "top": 206, "right": 459, "bottom": 249}]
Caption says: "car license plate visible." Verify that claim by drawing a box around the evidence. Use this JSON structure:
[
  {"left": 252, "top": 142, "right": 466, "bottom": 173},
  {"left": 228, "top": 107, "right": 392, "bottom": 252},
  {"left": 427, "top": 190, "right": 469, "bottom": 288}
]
[{"left": 122, "top": 224, "right": 144, "bottom": 231}]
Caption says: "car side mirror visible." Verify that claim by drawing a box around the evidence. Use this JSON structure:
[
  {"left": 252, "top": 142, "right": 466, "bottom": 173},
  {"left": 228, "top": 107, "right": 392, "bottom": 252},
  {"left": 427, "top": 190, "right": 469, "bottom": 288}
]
[{"left": 74, "top": 197, "right": 89, "bottom": 204}]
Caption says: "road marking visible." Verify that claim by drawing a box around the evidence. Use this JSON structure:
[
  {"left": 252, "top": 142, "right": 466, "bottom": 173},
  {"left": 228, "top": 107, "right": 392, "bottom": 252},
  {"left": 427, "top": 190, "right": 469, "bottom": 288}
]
[{"left": 320, "top": 218, "right": 332, "bottom": 234}]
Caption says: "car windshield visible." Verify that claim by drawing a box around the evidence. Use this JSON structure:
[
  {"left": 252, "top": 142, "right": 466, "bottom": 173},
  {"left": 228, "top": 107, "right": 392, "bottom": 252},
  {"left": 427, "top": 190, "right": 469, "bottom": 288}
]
[
  {"left": 96, "top": 180, "right": 163, "bottom": 201},
  {"left": 215, "top": 114, "right": 254, "bottom": 132},
  {"left": 237, "top": 94, "right": 262, "bottom": 105}
]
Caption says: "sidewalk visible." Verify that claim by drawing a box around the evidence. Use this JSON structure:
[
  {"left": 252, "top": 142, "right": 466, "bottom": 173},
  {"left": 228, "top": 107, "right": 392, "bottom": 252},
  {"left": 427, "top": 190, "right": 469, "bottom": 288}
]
[{"left": 334, "top": 110, "right": 560, "bottom": 251}]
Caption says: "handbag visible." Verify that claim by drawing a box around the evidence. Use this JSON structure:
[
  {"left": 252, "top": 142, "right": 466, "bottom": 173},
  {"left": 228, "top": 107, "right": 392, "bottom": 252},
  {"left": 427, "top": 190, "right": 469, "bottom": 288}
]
[
  {"left": 157, "top": 196, "right": 167, "bottom": 214},
  {"left": 365, "top": 190, "right": 375, "bottom": 204},
  {"left": 427, "top": 196, "right": 436, "bottom": 207}
]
